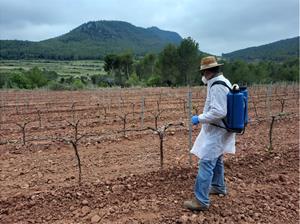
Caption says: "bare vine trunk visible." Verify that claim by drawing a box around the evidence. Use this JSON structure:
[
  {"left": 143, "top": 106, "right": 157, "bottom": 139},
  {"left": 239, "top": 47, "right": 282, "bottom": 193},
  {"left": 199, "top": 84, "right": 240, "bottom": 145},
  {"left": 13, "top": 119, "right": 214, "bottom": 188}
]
[
  {"left": 71, "top": 142, "right": 82, "bottom": 184},
  {"left": 268, "top": 116, "right": 276, "bottom": 153}
]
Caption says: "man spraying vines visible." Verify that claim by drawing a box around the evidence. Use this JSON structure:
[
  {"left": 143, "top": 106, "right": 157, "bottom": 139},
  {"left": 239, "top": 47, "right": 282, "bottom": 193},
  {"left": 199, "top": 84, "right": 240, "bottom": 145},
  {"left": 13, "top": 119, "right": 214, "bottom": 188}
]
[{"left": 183, "top": 56, "right": 236, "bottom": 211}]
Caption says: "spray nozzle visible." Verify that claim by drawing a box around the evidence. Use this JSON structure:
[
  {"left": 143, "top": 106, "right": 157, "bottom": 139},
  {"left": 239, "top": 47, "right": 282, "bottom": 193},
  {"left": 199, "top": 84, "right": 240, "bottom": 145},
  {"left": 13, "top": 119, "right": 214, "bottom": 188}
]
[{"left": 232, "top": 84, "right": 240, "bottom": 91}]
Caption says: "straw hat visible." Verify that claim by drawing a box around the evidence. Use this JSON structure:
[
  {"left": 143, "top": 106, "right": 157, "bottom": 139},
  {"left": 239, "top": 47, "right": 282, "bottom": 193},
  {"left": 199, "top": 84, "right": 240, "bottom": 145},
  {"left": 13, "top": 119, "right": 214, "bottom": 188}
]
[{"left": 200, "top": 56, "right": 223, "bottom": 71}]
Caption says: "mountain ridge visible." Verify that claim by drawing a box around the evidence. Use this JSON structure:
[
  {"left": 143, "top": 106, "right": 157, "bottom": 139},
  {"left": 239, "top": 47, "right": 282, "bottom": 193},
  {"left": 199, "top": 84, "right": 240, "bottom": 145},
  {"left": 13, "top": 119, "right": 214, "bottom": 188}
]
[
  {"left": 222, "top": 36, "right": 299, "bottom": 61},
  {"left": 0, "top": 20, "right": 182, "bottom": 59},
  {"left": 0, "top": 20, "right": 298, "bottom": 62}
]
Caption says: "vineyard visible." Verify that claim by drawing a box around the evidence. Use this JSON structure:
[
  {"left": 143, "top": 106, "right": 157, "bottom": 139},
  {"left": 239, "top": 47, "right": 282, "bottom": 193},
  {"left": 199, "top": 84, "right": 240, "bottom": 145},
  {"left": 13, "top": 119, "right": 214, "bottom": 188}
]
[{"left": 0, "top": 83, "right": 299, "bottom": 223}]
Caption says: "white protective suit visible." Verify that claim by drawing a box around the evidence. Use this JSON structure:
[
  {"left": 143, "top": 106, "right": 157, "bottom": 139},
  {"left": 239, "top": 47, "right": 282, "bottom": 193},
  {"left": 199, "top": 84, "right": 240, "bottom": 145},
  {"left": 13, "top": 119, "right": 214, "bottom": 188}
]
[{"left": 191, "top": 74, "right": 236, "bottom": 160}]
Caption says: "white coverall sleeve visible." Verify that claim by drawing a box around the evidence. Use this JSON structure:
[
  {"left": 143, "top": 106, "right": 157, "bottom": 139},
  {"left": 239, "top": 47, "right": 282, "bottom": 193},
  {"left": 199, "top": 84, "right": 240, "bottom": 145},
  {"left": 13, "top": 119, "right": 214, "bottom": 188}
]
[{"left": 198, "top": 85, "right": 228, "bottom": 123}]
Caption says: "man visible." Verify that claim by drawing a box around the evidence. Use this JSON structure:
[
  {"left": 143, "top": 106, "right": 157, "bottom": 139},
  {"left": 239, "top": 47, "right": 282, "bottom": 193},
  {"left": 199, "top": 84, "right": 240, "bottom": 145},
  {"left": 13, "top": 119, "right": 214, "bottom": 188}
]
[{"left": 183, "top": 56, "right": 236, "bottom": 211}]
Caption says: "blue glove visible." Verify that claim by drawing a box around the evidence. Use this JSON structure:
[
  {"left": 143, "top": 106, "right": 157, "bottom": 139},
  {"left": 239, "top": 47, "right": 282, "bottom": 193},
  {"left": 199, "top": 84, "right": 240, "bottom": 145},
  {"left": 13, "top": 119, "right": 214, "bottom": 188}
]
[{"left": 191, "top": 115, "right": 199, "bottom": 125}]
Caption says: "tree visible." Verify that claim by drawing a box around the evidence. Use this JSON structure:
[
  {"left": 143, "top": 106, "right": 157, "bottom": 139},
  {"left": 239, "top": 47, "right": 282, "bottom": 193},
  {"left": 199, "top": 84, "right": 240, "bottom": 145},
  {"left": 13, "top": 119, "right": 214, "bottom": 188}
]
[
  {"left": 157, "top": 44, "right": 179, "bottom": 86},
  {"left": 104, "top": 54, "right": 119, "bottom": 74},
  {"left": 177, "top": 37, "right": 199, "bottom": 86},
  {"left": 136, "top": 53, "right": 157, "bottom": 81},
  {"left": 103, "top": 53, "right": 134, "bottom": 86},
  {"left": 119, "top": 52, "right": 134, "bottom": 80}
]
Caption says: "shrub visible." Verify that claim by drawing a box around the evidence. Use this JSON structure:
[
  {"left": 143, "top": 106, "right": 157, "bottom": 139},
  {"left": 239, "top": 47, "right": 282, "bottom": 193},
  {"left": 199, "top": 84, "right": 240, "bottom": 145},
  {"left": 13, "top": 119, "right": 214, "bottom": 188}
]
[
  {"left": 71, "top": 79, "right": 85, "bottom": 90},
  {"left": 147, "top": 74, "right": 161, "bottom": 86},
  {"left": 126, "top": 73, "right": 140, "bottom": 87},
  {"left": 9, "top": 73, "right": 30, "bottom": 89},
  {"left": 48, "top": 81, "right": 70, "bottom": 90},
  {"left": 0, "top": 72, "right": 12, "bottom": 88},
  {"left": 25, "top": 67, "right": 48, "bottom": 88}
]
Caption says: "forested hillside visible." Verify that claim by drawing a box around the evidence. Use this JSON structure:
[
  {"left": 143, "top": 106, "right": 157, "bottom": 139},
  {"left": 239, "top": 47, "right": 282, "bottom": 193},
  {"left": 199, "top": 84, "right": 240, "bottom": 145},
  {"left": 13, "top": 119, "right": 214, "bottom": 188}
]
[
  {"left": 222, "top": 37, "right": 299, "bottom": 62},
  {"left": 0, "top": 21, "right": 182, "bottom": 60}
]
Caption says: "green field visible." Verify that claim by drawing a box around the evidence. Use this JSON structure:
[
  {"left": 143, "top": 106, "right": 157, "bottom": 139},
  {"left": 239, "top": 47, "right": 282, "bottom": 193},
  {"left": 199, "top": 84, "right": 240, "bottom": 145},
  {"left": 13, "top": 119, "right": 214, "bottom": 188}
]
[{"left": 0, "top": 59, "right": 106, "bottom": 77}]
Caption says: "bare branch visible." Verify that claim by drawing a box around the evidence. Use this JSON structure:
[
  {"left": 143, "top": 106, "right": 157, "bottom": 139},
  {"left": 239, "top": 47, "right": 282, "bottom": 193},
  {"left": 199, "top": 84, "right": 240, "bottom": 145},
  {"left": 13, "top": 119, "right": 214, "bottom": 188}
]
[
  {"left": 59, "top": 118, "right": 85, "bottom": 185},
  {"left": 146, "top": 121, "right": 185, "bottom": 169},
  {"left": 277, "top": 98, "right": 286, "bottom": 113},
  {"left": 15, "top": 119, "right": 33, "bottom": 145}
]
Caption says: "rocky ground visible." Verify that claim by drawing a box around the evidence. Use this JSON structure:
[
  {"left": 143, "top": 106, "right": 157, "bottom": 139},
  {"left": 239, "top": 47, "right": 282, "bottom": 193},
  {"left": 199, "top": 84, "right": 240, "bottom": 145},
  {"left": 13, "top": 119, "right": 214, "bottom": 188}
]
[{"left": 0, "top": 113, "right": 299, "bottom": 223}]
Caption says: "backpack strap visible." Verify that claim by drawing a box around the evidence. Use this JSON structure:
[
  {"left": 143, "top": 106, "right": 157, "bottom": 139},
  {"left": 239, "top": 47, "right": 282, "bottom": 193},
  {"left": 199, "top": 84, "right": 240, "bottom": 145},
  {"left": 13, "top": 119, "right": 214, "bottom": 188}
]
[
  {"left": 209, "top": 80, "right": 231, "bottom": 131},
  {"left": 211, "top": 80, "right": 232, "bottom": 91}
]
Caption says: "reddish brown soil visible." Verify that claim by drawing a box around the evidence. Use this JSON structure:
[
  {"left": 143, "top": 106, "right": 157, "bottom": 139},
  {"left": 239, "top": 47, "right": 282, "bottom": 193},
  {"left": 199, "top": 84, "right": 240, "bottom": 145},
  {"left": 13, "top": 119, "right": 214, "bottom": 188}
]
[{"left": 0, "top": 88, "right": 299, "bottom": 223}]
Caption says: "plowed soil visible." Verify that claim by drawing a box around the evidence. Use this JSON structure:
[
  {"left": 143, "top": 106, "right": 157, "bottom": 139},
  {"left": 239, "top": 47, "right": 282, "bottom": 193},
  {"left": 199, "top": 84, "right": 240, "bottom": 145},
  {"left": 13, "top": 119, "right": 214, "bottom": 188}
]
[{"left": 0, "top": 88, "right": 299, "bottom": 223}]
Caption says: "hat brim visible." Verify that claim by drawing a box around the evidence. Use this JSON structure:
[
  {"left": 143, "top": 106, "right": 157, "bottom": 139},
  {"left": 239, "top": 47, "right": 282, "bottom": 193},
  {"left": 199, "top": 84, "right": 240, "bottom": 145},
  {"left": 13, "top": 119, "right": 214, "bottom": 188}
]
[{"left": 200, "top": 63, "right": 223, "bottom": 71}]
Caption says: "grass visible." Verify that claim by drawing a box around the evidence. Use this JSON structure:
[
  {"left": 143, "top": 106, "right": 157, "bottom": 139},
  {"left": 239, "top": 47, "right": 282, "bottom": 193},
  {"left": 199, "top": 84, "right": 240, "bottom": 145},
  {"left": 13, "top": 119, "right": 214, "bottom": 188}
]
[{"left": 0, "top": 59, "right": 106, "bottom": 77}]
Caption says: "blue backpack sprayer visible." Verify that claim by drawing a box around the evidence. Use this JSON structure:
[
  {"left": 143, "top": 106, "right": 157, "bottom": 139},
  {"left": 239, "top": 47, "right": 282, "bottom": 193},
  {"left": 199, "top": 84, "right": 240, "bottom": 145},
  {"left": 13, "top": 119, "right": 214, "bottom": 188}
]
[{"left": 210, "top": 81, "right": 248, "bottom": 134}]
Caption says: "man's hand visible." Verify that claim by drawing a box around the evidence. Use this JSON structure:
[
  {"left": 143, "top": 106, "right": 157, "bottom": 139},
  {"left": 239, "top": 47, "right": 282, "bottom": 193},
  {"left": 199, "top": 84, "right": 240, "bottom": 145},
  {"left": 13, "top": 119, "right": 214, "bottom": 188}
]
[{"left": 191, "top": 115, "right": 199, "bottom": 125}]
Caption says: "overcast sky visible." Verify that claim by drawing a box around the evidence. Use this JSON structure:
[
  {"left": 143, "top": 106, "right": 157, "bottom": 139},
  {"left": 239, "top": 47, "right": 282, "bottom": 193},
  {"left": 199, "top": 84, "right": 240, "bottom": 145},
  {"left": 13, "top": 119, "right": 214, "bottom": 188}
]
[{"left": 0, "top": 0, "right": 299, "bottom": 55}]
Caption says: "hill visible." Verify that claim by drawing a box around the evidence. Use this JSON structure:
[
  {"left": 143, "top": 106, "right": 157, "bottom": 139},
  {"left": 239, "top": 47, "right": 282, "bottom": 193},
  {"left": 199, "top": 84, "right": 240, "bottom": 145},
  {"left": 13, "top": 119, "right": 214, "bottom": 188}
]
[
  {"left": 222, "top": 36, "right": 299, "bottom": 62},
  {"left": 0, "top": 20, "right": 182, "bottom": 60}
]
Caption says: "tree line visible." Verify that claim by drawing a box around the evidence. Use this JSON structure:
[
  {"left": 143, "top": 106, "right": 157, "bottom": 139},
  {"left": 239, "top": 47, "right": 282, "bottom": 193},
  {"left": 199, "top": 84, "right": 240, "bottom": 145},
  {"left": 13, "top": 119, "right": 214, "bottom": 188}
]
[
  {"left": 101, "top": 37, "right": 299, "bottom": 87},
  {"left": 0, "top": 37, "right": 298, "bottom": 89},
  {"left": 103, "top": 37, "right": 203, "bottom": 87}
]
